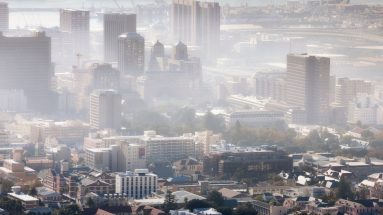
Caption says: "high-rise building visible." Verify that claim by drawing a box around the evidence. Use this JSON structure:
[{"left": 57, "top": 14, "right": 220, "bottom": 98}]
[
  {"left": 148, "top": 40, "right": 165, "bottom": 71},
  {"left": 173, "top": 41, "right": 188, "bottom": 60},
  {"left": 0, "top": 2, "right": 9, "bottom": 32},
  {"left": 335, "top": 77, "right": 374, "bottom": 107},
  {"left": 286, "top": 54, "right": 330, "bottom": 124},
  {"left": 171, "top": 0, "right": 220, "bottom": 60},
  {"left": 89, "top": 90, "right": 121, "bottom": 130},
  {"left": 74, "top": 63, "right": 120, "bottom": 113},
  {"left": 104, "top": 13, "right": 136, "bottom": 62},
  {"left": 115, "top": 169, "right": 158, "bottom": 199},
  {"left": 118, "top": 32, "right": 145, "bottom": 75},
  {"left": 60, "top": 9, "right": 90, "bottom": 58},
  {"left": 0, "top": 31, "right": 56, "bottom": 113}
]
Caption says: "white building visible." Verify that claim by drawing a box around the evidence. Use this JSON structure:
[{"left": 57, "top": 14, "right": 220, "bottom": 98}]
[
  {"left": 347, "top": 95, "right": 383, "bottom": 125},
  {"left": 90, "top": 90, "right": 121, "bottom": 130},
  {"left": 139, "top": 131, "right": 195, "bottom": 162},
  {"left": 115, "top": 169, "right": 157, "bottom": 199},
  {"left": 31, "top": 120, "right": 89, "bottom": 144},
  {"left": 118, "top": 142, "right": 146, "bottom": 171},
  {"left": 194, "top": 131, "right": 221, "bottom": 157},
  {"left": 225, "top": 110, "right": 285, "bottom": 127}
]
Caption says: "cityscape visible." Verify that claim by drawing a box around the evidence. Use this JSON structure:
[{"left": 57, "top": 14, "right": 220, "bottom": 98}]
[{"left": 0, "top": 0, "right": 383, "bottom": 214}]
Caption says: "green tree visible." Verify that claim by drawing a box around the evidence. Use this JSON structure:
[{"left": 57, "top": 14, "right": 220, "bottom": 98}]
[
  {"left": 337, "top": 177, "right": 354, "bottom": 200},
  {"left": 234, "top": 203, "right": 258, "bottom": 215},
  {"left": 85, "top": 197, "right": 96, "bottom": 208},
  {"left": 0, "top": 178, "right": 14, "bottom": 194},
  {"left": 0, "top": 197, "right": 23, "bottom": 215},
  {"left": 172, "top": 108, "right": 197, "bottom": 133},
  {"left": 203, "top": 111, "right": 225, "bottom": 133},
  {"left": 162, "top": 190, "right": 177, "bottom": 213},
  {"left": 53, "top": 204, "right": 81, "bottom": 215},
  {"left": 217, "top": 207, "right": 234, "bottom": 215},
  {"left": 207, "top": 190, "right": 224, "bottom": 207},
  {"left": 28, "top": 187, "right": 37, "bottom": 196},
  {"left": 186, "top": 199, "right": 211, "bottom": 211}
]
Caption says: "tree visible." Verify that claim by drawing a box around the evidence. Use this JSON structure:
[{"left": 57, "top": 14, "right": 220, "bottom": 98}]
[
  {"left": 203, "top": 111, "right": 225, "bottom": 133},
  {"left": 234, "top": 203, "right": 258, "bottom": 215},
  {"left": 217, "top": 207, "right": 234, "bottom": 215},
  {"left": 0, "top": 178, "right": 14, "bottom": 194},
  {"left": 0, "top": 197, "right": 23, "bottom": 215},
  {"left": 207, "top": 190, "right": 224, "bottom": 207},
  {"left": 186, "top": 199, "right": 211, "bottom": 211},
  {"left": 337, "top": 177, "right": 354, "bottom": 200},
  {"left": 85, "top": 197, "right": 96, "bottom": 208},
  {"left": 53, "top": 204, "right": 81, "bottom": 215},
  {"left": 28, "top": 187, "right": 37, "bottom": 196},
  {"left": 162, "top": 190, "right": 177, "bottom": 213}
]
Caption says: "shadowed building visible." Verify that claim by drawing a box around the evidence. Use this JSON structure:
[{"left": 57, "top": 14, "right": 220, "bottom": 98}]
[
  {"left": 104, "top": 13, "right": 136, "bottom": 62},
  {"left": 0, "top": 2, "right": 8, "bottom": 32},
  {"left": 118, "top": 32, "right": 145, "bottom": 75},
  {"left": 0, "top": 31, "right": 56, "bottom": 113},
  {"left": 171, "top": 0, "right": 220, "bottom": 60},
  {"left": 286, "top": 54, "right": 330, "bottom": 124}
]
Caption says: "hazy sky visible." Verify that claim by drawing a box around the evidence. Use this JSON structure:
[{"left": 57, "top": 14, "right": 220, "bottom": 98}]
[{"left": 5, "top": 0, "right": 383, "bottom": 8}]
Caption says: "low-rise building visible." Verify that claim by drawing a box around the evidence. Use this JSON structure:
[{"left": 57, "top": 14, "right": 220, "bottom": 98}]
[
  {"left": 8, "top": 187, "right": 39, "bottom": 210},
  {"left": 336, "top": 199, "right": 383, "bottom": 215},
  {"left": 115, "top": 169, "right": 158, "bottom": 199}
]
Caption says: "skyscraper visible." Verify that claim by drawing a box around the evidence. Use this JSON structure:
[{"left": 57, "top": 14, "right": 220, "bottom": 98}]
[
  {"left": 0, "top": 31, "right": 56, "bottom": 113},
  {"left": 89, "top": 90, "right": 121, "bottom": 130},
  {"left": 173, "top": 41, "right": 188, "bottom": 60},
  {"left": 148, "top": 40, "right": 165, "bottom": 71},
  {"left": 171, "top": 0, "right": 220, "bottom": 60},
  {"left": 286, "top": 54, "right": 330, "bottom": 124},
  {"left": 60, "top": 9, "right": 90, "bottom": 58},
  {"left": 0, "top": 2, "right": 9, "bottom": 32},
  {"left": 117, "top": 32, "right": 145, "bottom": 75},
  {"left": 104, "top": 13, "right": 136, "bottom": 62}
]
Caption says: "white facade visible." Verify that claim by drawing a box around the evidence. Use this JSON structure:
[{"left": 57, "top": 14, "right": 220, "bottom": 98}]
[
  {"left": 140, "top": 131, "right": 195, "bottom": 162},
  {"left": 225, "top": 110, "right": 285, "bottom": 127},
  {"left": 115, "top": 169, "right": 157, "bottom": 199},
  {"left": 119, "top": 142, "right": 146, "bottom": 171},
  {"left": 194, "top": 131, "right": 221, "bottom": 157},
  {"left": 347, "top": 95, "right": 383, "bottom": 125}
]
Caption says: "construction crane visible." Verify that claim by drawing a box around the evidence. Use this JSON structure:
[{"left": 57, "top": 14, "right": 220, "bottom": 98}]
[{"left": 112, "top": 0, "right": 122, "bottom": 9}]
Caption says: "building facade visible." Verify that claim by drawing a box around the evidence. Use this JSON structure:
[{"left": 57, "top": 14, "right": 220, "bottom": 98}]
[
  {"left": 115, "top": 169, "right": 158, "bottom": 199},
  {"left": 118, "top": 32, "right": 145, "bottom": 75},
  {"left": 0, "top": 31, "right": 55, "bottom": 113},
  {"left": 89, "top": 90, "right": 121, "bottom": 130},
  {"left": 104, "top": 13, "right": 136, "bottom": 62},
  {"left": 286, "top": 54, "right": 330, "bottom": 124}
]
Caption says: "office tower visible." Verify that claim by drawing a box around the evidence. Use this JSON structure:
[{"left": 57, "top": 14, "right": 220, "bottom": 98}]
[
  {"left": 335, "top": 77, "right": 374, "bottom": 107},
  {"left": 286, "top": 54, "right": 330, "bottom": 124},
  {"left": 0, "top": 31, "right": 56, "bottom": 113},
  {"left": 173, "top": 41, "right": 188, "bottom": 60},
  {"left": 115, "top": 169, "right": 158, "bottom": 199},
  {"left": 148, "top": 40, "right": 165, "bottom": 71},
  {"left": 0, "top": 2, "right": 8, "bottom": 32},
  {"left": 104, "top": 13, "right": 136, "bottom": 62},
  {"left": 89, "top": 90, "right": 121, "bottom": 130},
  {"left": 171, "top": 0, "right": 220, "bottom": 60},
  {"left": 74, "top": 63, "right": 120, "bottom": 113},
  {"left": 60, "top": 9, "right": 90, "bottom": 58},
  {"left": 118, "top": 32, "right": 145, "bottom": 75}
]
